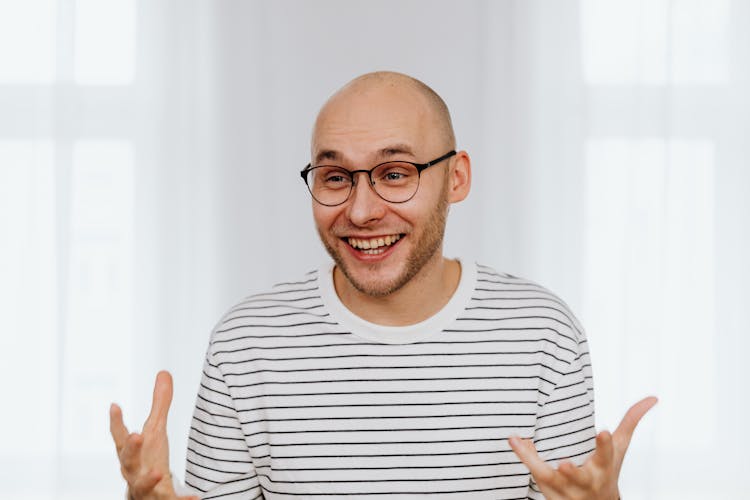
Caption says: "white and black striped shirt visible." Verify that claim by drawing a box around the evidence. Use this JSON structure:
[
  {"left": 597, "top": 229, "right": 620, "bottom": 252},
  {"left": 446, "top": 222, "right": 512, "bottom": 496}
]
[{"left": 184, "top": 260, "right": 596, "bottom": 499}]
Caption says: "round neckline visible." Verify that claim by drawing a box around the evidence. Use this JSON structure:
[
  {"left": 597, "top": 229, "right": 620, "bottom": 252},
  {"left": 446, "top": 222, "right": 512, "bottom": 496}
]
[{"left": 318, "top": 258, "right": 477, "bottom": 344}]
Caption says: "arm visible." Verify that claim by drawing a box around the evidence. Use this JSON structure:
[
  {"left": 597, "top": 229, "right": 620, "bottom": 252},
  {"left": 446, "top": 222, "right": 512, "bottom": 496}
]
[
  {"left": 183, "top": 348, "right": 263, "bottom": 499},
  {"left": 510, "top": 395, "right": 658, "bottom": 499},
  {"left": 508, "top": 304, "right": 658, "bottom": 500},
  {"left": 524, "top": 343, "right": 598, "bottom": 499},
  {"left": 109, "top": 371, "right": 199, "bottom": 500}
]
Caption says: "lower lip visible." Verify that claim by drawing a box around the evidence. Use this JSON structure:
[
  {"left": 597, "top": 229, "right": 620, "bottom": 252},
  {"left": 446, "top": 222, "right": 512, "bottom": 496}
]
[{"left": 343, "top": 237, "right": 402, "bottom": 262}]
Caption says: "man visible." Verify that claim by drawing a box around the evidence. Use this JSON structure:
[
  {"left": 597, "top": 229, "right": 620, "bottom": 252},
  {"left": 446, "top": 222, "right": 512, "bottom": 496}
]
[{"left": 111, "top": 71, "right": 656, "bottom": 499}]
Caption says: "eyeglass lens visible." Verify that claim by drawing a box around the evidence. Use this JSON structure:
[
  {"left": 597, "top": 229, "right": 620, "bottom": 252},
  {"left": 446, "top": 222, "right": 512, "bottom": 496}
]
[{"left": 307, "top": 161, "right": 420, "bottom": 205}]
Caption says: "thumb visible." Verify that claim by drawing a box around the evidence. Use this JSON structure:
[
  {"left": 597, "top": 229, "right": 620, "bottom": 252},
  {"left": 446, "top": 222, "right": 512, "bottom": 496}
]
[{"left": 613, "top": 396, "right": 658, "bottom": 454}]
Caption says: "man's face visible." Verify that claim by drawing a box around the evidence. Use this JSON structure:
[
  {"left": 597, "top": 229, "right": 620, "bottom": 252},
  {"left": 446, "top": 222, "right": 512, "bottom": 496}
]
[{"left": 310, "top": 84, "right": 452, "bottom": 297}]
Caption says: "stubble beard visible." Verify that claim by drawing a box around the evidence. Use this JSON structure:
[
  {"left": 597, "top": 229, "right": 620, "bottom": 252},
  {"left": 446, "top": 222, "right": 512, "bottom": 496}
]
[{"left": 320, "top": 195, "right": 449, "bottom": 298}]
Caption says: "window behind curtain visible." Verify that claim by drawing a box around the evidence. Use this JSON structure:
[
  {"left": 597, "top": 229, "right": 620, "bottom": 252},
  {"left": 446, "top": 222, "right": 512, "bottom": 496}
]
[
  {"left": 580, "top": 0, "right": 733, "bottom": 497},
  {"left": 0, "top": 1, "right": 136, "bottom": 498}
]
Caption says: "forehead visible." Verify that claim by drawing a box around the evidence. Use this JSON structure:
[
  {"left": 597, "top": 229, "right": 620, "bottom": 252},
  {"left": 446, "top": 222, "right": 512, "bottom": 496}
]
[{"left": 311, "top": 85, "right": 437, "bottom": 163}]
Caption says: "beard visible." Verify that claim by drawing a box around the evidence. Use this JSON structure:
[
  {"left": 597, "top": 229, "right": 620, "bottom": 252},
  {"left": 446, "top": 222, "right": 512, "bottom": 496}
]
[{"left": 318, "top": 192, "right": 449, "bottom": 298}]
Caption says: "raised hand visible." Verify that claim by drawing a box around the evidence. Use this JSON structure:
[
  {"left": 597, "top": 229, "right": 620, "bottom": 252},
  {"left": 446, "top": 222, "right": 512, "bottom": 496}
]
[
  {"left": 110, "top": 371, "right": 199, "bottom": 500},
  {"left": 509, "top": 396, "right": 658, "bottom": 500}
]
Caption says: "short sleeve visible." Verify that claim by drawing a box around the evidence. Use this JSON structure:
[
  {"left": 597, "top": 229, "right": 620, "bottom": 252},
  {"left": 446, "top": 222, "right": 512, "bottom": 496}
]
[
  {"left": 184, "top": 348, "right": 263, "bottom": 499},
  {"left": 527, "top": 333, "right": 596, "bottom": 499}
]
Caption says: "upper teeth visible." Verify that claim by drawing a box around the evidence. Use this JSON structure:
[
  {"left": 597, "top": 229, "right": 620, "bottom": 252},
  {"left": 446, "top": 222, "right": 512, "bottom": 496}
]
[{"left": 348, "top": 234, "right": 401, "bottom": 250}]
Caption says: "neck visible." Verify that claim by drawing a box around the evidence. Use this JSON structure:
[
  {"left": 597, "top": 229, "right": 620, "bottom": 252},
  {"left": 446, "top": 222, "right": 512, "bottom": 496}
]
[{"left": 333, "top": 254, "right": 462, "bottom": 326}]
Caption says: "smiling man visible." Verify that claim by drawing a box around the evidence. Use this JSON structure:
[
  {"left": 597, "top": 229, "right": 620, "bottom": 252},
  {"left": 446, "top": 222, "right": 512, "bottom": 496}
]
[
  {"left": 111, "top": 71, "right": 655, "bottom": 500},
  {"left": 309, "top": 73, "right": 468, "bottom": 324}
]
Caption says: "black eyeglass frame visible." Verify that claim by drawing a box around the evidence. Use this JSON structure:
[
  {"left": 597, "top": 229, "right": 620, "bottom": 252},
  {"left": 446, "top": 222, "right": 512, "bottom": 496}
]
[{"left": 300, "top": 150, "right": 457, "bottom": 206}]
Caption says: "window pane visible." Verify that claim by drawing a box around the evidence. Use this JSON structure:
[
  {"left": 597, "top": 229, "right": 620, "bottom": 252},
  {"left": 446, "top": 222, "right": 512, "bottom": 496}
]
[
  {"left": 581, "top": 0, "right": 668, "bottom": 84},
  {"left": 0, "top": 140, "right": 58, "bottom": 495},
  {"left": 0, "top": 0, "right": 56, "bottom": 83},
  {"left": 62, "top": 140, "right": 134, "bottom": 456},
  {"left": 583, "top": 138, "right": 716, "bottom": 448},
  {"left": 74, "top": 0, "right": 136, "bottom": 84},
  {"left": 581, "top": 0, "right": 730, "bottom": 85},
  {"left": 671, "top": 0, "right": 730, "bottom": 84},
  {"left": 0, "top": 140, "right": 58, "bottom": 454}
]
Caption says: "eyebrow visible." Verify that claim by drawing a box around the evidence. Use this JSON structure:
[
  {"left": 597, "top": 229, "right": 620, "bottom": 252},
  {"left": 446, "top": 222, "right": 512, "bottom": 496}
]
[
  {"left": 376, "top": 144, "right": 416, "bottom": 160},
  {"left": 314, "top": 150, "right": 341, "bottom": 164},
  {"left": 314, "top": 144, "right": 416, "bottom": 166}
]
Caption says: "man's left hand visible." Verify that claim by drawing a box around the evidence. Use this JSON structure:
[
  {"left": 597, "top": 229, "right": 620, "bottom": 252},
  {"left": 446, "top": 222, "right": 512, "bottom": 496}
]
[{"left": 509, "top": 396, "right": 658, "bottom": 500}]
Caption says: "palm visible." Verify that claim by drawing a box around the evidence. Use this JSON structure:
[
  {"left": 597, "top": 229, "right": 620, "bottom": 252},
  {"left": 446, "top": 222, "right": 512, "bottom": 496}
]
[{"left": 510, "top": 396, "right": 658, "bottom": 500}]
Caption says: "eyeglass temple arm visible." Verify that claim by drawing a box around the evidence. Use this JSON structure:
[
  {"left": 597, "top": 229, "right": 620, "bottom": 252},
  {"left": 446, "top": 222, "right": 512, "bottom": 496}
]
[
  {"left": 416, "top": 150, "right": 457, "bottom": 173},
  {"left": 426, "top": 150, "right": 457, "bottom": 166}
]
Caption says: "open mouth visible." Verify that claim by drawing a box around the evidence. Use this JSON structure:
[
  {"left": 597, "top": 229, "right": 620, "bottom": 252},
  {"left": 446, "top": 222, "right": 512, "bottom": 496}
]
[{"left": 343, "top": 234, "right": 404, "bottom": 255}]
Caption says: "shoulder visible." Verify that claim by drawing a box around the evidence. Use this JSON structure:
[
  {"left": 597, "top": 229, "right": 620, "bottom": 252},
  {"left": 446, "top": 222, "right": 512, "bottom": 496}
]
[
  {"left": 469, "top": 262, "right": 587, "bottom": 355},
  {"left": 474, "top": 262, "right": 568, "bottom": 299},
  {"left": 209, "top": 268, "right": 334, "bottom": 346}
]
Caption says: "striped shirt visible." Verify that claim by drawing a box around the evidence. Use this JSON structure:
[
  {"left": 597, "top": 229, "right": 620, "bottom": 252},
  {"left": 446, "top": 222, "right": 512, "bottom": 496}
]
[{"left": 184, "top": 260, "right": 596, "bottom": 499}]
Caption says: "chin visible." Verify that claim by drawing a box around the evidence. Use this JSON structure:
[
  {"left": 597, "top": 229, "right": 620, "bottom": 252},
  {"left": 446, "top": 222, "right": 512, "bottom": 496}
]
[
  {"left": 334, "top": 254, "right": 411, "bottom": 297},
  {"left": 347, "top": 270, "right": 409, "bottom": 297}
]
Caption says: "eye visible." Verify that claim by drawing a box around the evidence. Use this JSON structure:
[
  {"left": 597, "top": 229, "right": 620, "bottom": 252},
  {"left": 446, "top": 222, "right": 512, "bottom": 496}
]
[
  {"left": 384, "top": 171, "right": 405, "bottom": 181},
  {"left": 325, "top": 174, "right": 347, "bottom": 184},
  {"left": 375, "top": 162, "right": 415, "bottom": 185},
  {"left": 315, "top": 167, "right": 351, "bottom": 188}
]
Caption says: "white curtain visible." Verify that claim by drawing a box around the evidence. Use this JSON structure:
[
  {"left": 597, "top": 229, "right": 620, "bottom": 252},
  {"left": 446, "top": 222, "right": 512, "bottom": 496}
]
[{"left": 1, "top": 1, "right": 747, "bottom": 498}]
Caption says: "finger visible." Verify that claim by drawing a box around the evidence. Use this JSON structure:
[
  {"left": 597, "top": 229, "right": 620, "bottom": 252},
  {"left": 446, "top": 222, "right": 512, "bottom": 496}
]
[
  {"left": 120, "top": 433, "right": 144, "bottom": 473},
  {"left": 558, "top": 459, "right": 591, "bottom": 487},
  {"left": 590, "top": 430, "right": 615, "bottom": 469},
  {"left": 613, "top": 396, "right": 658, "bottom": 450},
  {"left": 110, "top": 403, "right": 129, "bottom": 453},
  {"left": 144, "top": 370, "right": 174, "bottom": 429},
  {"left": 509, "top": 436, "right": 556, "bottom": 485}
]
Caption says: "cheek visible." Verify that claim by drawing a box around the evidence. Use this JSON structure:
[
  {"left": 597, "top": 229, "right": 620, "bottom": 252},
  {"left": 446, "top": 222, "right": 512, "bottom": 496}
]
[
  {"left": 312, "top": 205, "right": 340, "bottom": 232},
  {"left": 415, "top": 172, "right": 447, "bottom": 201},
  {"left": 400, "top": 182, "right": 446, "bottom": 222}
]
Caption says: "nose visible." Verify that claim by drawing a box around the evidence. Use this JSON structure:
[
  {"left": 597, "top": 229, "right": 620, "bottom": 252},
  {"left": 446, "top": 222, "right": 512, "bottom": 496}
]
[{"left": 346, "top": 172, "right": 386, "bottom": 226}]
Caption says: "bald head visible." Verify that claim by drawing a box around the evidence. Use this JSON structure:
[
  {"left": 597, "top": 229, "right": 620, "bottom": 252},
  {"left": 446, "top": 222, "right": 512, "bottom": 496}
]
[{"left": 313, "top": 71, "right": 456, "bottom": 155}]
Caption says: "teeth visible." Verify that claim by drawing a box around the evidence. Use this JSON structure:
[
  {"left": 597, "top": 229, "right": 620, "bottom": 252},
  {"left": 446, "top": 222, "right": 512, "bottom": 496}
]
[{"left": 347, "top": 234, "right": 401, "bottom": 250}]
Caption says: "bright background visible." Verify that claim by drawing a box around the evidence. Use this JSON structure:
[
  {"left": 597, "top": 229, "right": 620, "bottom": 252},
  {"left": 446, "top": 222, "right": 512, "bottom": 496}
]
[{"left": 1, "top": 0, "right": 748, "bottom": 498}]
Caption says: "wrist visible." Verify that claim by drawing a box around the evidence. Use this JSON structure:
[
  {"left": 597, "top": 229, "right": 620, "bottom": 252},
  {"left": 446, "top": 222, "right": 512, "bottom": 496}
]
[{"left": 126, "top": 471, "right": 174, "bottom": 500}]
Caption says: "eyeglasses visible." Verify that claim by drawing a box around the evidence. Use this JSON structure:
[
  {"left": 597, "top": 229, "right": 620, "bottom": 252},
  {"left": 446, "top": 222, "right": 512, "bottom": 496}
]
[{"left": 300, "top": 150, "right": 456, "bottom": 206}]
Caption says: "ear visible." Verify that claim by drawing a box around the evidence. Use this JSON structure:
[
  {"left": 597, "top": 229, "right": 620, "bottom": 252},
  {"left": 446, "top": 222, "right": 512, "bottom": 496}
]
[{"left": 446, "top": 150, "right": 471, "bottom": 203}]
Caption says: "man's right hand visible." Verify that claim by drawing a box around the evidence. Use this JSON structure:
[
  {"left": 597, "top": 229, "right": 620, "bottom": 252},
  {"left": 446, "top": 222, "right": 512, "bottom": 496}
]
[{"left": 110, "top": 370, "right": 199, "bottom": 500}]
